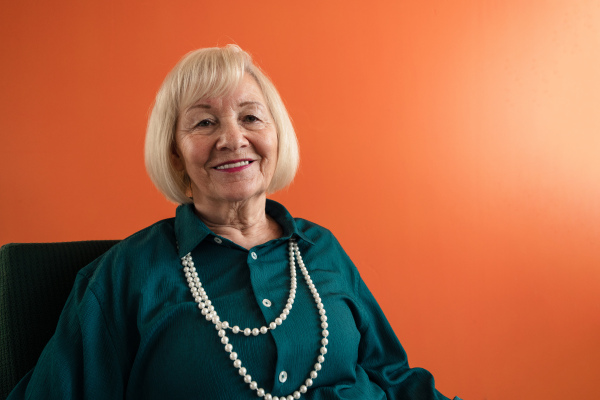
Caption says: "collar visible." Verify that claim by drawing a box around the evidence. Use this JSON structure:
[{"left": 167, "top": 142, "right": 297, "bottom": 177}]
[{"left": 174, "top": 199, "right": 314, "bottom": 258}]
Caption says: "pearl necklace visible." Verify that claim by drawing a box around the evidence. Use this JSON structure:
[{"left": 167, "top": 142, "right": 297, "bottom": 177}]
[{"left": 181, "top": 238, "right": 329, "bottom": 400}]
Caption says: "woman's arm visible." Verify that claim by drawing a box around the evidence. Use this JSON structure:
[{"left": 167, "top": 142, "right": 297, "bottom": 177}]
[
  {"left": 7, "top": 272, "right": 126, "bottom": 399},
  {"left": 353, "top": 276, "right": 457, "bottom": 400}
]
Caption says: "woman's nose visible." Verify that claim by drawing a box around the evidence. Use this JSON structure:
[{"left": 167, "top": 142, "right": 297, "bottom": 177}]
[{"left": 215, "top": 121, "right": 249, "bottom": 151}]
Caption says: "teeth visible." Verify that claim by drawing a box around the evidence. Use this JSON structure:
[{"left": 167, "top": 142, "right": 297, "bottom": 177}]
[{"left": 216, "top": 161, "right": 250, "bottom": 170}]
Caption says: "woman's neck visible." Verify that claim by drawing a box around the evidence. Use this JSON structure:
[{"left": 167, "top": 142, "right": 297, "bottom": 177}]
[{"left": 192, "top": 196, "right": 282, "bottom": 250}]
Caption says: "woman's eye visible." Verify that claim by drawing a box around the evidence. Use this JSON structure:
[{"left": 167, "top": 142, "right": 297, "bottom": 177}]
[
  {"left": 195, "top": 119, "right": 212, "bottom": 128},
  {"left": 243, "top": 115, "right": 259, "bottom": 123}
]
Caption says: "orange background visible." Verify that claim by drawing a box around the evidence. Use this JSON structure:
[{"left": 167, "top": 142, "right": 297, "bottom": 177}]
[{"left": 2, "top": 1, "right": 599, "bottom": 398}]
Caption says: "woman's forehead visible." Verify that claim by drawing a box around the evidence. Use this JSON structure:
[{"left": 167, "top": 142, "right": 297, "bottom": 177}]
[{"left": 183, "top": 75, "right": 266, "bottom": 111}]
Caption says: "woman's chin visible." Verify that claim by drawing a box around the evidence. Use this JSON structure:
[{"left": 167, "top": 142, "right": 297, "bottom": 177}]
[{"left": 209, "top": 185, "right": 267, "bottom": 205}]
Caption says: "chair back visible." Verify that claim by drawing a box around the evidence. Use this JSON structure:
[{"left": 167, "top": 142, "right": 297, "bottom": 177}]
[{"left": 0, "top": 240, "right": 119, "bottom": 399}]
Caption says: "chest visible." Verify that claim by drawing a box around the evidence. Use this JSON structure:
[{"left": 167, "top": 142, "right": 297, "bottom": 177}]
[{"left": 125, "top": 240, "right": 361, "bottom": 399}]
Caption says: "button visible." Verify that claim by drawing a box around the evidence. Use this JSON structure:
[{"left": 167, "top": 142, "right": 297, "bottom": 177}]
[
  {"left": 262, "top": 299, "right": 272, "bottom": 307},
  {"left": 278, "top": 370, "right": 287, "bottom": 383},
  {"left": 251, "top": 252, "right": 258, "bottom": 260},
  {"left": 214, "top": 237, "right": 222, "bottom": 244}
]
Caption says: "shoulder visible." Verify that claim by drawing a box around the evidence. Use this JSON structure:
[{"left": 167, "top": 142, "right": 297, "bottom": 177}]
[
  {"left": 293, "top": 217, "right": 353, "bottom": 260},
  {"left": 294, "top": 217, "right": 360, "bottom": 277},
  {"left": 78, "top": 217, "right": 177, "bottom": 286},
  {"left": 293, "top": 217, "right": 337, "bottom": 242}
]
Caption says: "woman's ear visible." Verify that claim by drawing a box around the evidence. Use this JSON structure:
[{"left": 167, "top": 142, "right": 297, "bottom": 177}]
[{"left": 170, "top": 142, "right": 185, "bottom": 171}]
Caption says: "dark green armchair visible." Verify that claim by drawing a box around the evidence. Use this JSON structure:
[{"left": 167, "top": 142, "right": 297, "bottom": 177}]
[{"left": 0, "top": 240, "right": 119, "bottom": 399}]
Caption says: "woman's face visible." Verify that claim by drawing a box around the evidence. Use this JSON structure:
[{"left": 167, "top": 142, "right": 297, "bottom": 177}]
[{"left": 173, "top": 74, "right": 278, "bottom": 206}]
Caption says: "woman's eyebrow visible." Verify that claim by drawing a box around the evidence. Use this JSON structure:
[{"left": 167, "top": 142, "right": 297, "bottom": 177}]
[
  {"left": 239, "top": 101, "right": 263, "bottom": 108},
  {"left": 187, "top": 104, "right": 211, "bottom": 111}
]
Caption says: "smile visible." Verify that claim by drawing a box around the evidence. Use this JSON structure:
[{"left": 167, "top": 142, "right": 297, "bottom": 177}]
[{"left": 215, "top": 160, "right": 252, "bottom": 170}]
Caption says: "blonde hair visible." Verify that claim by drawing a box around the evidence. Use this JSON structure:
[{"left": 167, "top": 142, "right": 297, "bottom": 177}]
[{"left": 145, "top": 45, "right": 299, "bottom": 204}]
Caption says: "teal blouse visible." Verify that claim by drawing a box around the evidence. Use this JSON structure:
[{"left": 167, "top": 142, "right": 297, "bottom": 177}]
[{"left": 9, "top": 200, "right": 459, "bottom": 400}]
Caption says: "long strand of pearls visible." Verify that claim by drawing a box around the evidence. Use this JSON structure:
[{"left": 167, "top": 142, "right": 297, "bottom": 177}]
[{"left": 181, "top": 239, "right": 329, "bottom": 399}]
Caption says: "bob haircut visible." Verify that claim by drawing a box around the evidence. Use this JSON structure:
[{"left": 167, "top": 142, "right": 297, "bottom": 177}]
[{"left": 145, "top": 44, "right": 299, "bottom": 204}]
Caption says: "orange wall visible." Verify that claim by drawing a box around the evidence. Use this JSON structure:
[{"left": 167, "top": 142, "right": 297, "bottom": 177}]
[{"left": 2, "top": 1, "right": 599, "bottom": 398}]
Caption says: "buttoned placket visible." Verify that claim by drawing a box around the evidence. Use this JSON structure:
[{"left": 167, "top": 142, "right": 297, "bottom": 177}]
[{"left": 245, "top": 240, "right": 301, "bottom": 395}]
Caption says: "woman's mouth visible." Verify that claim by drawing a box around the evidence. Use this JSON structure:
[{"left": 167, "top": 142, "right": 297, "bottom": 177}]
[{"left": 215, "top": 160, "right": 253, "bottom": 171}]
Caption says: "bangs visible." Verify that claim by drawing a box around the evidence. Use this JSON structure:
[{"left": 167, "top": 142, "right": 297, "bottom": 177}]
[{"left": 173, "top": 47, "right": 251, "bottom": 112}]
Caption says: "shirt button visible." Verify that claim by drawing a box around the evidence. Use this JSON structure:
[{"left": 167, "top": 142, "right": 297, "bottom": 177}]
[
  {"left": 279, "top": 370, "right": 287, "bottom": 383},
  {"left": 262, "top": 299, "right": 272, "bottom": 307},
  {"left": 214, "top": 237, "right": 222, "bottom": 244},
  {"left": 251, "top": 252, "right": 258, "bottom": 260}
]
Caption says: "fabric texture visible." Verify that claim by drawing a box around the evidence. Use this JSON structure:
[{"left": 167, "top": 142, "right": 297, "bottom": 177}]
[
  {"left": 7, "top": 201, "right": 459, "bottom": 399},
  {"left": 0, "top": 240, "right": 120, "bottom": 400}
]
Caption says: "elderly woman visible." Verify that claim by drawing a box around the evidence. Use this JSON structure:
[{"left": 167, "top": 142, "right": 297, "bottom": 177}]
[{"left": 9, "top": 45, "right": 460, "bottom": 400}]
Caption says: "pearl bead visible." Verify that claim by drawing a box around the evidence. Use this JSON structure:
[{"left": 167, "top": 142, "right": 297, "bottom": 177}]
[
  {"left": 233, "top": 359, "right": 242, "bottom": 368},
  {"left": 239, "top": 367, "right": 246, "bottom": 376},
  {"left": 318, "top": 355, "right": 325, "bottom": 363},
  {"left": 249, "top": 381, "right": 257, "bottom": 390},
  {"left": 300, "top": 385, "right": 307, "bottom": 393},
  {"left": 269, "top": 322, "right": 277, "bottom": 330},
  {"left": 260, "top": 326, "right": 268, "bottom": 334},
  {"left": 310, "top": 371, "right": 317, "bottom": 379},
  {"left": 244, "top": 328, "right": 251, "bottom": 336},
  {"left": 224, "top": 344, "right": 232, "bottom": 352},
  {"left": 232, "top": 326, "right": 240, "bottom": 334},
  {"left": 264, "top": 394, "right": 272, "bottom": 400},
  {"left": 320, "top": 347, "right": 327, "bottom": 355},
  {"left": 252, "top": 328, "right": 259, "bottom": 336},
  {"left": 257, "top": 388, "right": 265, "bottom": 397},
  {"left": 294, "top": 392, "right": 301, "bottom": 399},
  {"left": 230, "top": 352, "right": 238, "bottom": 360},
  {"left": 244, "top": 375, "right": 252, "bottom": 383},
  {"left": 314, "top": 363, "right": 321, "bottom": 371},
  {"left": 275, "top": 318, "right": 282, "bottom": 325},
  {"left": 305, "top": 378, "right": 313, "bottom": 387},
  {"left": 287, "top": 396, "right": 293, "bottom": 400}
]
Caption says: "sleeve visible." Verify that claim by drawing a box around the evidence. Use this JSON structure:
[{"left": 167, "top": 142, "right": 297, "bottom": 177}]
[
  {"left": 7, "top": 273, "right": 127, "bottom": 400},
  {"left": 354, "top": 275, "right": 460, "bottom": 400}
]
